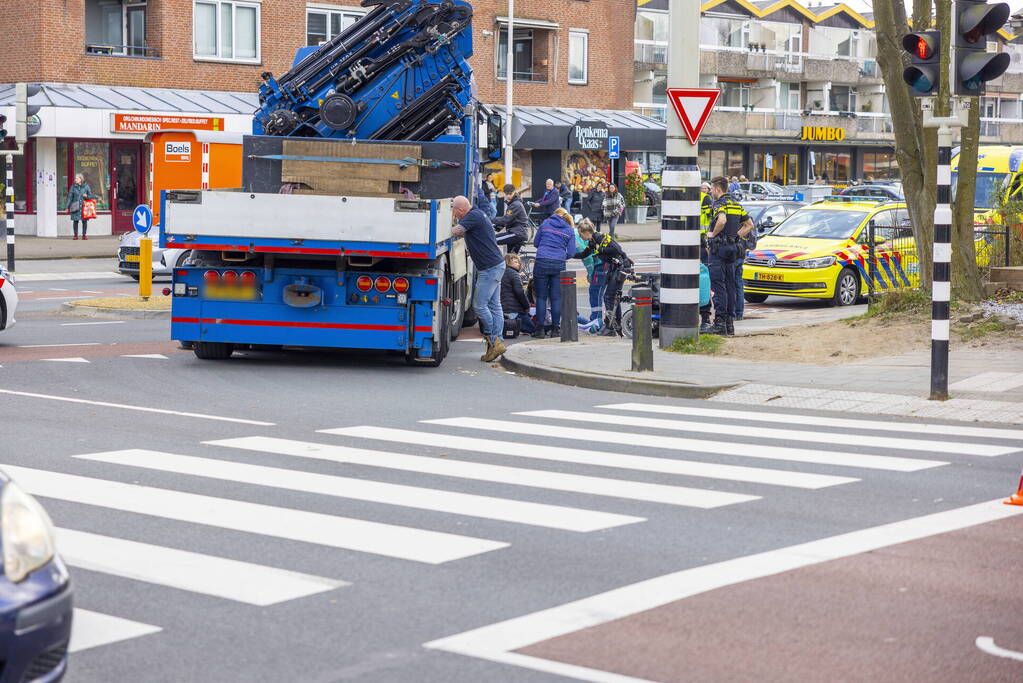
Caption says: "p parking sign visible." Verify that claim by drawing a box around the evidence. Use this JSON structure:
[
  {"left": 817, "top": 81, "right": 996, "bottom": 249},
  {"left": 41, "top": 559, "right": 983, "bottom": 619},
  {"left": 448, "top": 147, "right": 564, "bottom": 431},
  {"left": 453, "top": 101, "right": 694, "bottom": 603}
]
[{"left": 608, "top": 136, "right": 620, "bottom": 159}]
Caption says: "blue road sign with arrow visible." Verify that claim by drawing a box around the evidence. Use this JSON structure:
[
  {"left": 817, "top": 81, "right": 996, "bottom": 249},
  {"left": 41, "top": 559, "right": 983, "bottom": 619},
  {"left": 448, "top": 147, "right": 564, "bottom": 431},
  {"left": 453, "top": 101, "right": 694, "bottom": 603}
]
[
  {"left": 133, "top": 204, "right": 153, "bottom": 234},
  {"left": 608, "top": 136, "right": 620, "bottom": 159}
]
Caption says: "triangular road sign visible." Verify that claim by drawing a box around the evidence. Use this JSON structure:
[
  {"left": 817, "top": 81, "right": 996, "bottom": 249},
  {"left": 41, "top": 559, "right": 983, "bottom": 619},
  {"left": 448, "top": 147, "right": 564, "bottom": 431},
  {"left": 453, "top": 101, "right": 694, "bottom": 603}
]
[{"left": 666, "top": 88, "right": 721, "bottom": 146}]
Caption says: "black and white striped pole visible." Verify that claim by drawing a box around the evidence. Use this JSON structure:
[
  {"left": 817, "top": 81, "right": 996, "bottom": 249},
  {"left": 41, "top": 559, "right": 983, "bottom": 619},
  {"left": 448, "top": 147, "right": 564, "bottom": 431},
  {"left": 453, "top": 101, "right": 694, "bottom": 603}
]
[
  {"left": 931, "top": 129, "right": 953, "bottom": 400},
  {"left": 5, "top": 154, "right": 13, "bottom": 273},
  {"left": 922, "top": 97, "right": 966, "bottom": 400},
  {"left": 659, "top": 0, "right": 703, "bottom": 347}
]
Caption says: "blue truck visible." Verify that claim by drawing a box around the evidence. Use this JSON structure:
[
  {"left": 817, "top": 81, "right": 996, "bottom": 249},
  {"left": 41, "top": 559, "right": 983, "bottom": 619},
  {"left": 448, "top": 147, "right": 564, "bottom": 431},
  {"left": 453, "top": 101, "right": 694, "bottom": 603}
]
[{"left": 161, "top": 0, "right": 501, "bottom": 367}]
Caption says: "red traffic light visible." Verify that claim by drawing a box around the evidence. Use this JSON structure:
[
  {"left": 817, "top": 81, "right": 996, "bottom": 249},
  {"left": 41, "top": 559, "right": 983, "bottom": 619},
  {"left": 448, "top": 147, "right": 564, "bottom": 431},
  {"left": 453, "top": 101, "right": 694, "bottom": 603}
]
[{"left": 916, "top": 37, "right": 934, "bottom": 59}]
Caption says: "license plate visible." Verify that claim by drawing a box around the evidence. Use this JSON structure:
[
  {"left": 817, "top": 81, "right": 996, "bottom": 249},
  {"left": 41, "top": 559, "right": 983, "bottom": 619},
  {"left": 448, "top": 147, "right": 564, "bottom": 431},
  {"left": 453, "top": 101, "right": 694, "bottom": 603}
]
[
  {"left": 205, "top": 285, "right": 258, "bottom": 301},
  {"left": 755, "top": 273, "right": 784, "bottom": 282},
  {"left": 125, "top": 254, "right": 140, "bottom": 263}
]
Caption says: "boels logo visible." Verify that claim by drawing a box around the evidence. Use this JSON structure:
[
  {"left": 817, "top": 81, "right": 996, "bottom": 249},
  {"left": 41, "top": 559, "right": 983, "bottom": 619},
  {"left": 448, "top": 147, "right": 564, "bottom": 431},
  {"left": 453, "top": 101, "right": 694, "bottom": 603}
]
[
  {"left": 164, "top": 141, "right": 192, "bottom": 163},
  {"left": 799, "top": 126, "right": 846, "bottom": 142}
]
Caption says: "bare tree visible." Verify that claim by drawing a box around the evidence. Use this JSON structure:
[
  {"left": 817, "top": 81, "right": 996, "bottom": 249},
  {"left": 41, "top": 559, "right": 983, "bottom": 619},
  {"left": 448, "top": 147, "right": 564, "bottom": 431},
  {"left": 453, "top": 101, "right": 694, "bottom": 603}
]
[{"left": 952, "top": 101, "right": 985, "bottom": 300}]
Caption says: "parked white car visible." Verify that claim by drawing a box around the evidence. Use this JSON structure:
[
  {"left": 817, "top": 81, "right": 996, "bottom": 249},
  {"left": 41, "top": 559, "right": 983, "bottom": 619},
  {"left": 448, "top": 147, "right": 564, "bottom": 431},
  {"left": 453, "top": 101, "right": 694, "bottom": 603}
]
[
  {"left": 0, "top": 264, "right": 18, "bottom": 331},
  {"left": 117, "top": 231, "right": 188, "bottom": 281}
]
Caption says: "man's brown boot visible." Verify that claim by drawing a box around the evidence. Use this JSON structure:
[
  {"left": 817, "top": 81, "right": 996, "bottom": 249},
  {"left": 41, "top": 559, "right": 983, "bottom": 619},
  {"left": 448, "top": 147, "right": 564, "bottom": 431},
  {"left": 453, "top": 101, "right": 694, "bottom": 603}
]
[{"left": 480, "top": 337, "right": 493, "bottom": 362}]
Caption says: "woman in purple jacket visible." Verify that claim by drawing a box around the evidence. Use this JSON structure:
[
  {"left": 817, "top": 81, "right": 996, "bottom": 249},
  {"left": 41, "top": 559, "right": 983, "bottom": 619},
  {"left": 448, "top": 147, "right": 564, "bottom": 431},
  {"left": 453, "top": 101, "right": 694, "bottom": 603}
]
[{"left": 531, "top": 207, "right": 577, "bottom": 338}]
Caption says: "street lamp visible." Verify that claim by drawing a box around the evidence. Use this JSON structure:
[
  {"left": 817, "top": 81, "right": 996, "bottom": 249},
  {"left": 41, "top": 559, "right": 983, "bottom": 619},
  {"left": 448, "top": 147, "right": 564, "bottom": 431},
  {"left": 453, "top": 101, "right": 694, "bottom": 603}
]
[{"left": 504, "top": 0, "right": 514, "bottom": 189}]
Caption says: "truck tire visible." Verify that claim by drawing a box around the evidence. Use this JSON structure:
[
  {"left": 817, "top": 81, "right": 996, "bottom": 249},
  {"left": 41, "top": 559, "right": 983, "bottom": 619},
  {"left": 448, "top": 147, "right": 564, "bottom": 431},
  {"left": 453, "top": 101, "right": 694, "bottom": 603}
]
[
  {"left": 449, "top": 276, "right": 466, "bottom": 341},
  {"left": 462, "top": 271, "right": 478, "bottom": 327},
  {"left": 193, "top": 342, "right": 234, "bottom": 360}
]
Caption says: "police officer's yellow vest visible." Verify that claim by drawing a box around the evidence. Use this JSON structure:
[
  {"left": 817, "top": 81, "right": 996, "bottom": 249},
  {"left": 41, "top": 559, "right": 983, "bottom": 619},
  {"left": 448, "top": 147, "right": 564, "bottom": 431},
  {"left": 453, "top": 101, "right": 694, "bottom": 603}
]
[{"left": 699, "top": 193, "right": 712, "bottom": 233}]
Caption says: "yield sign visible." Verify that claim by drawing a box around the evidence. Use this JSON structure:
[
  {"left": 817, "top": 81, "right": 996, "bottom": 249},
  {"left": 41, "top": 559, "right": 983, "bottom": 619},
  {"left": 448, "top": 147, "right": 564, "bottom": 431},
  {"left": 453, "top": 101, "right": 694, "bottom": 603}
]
[{"left": 666, "top": 88, "right": 721, "bottom": 146}]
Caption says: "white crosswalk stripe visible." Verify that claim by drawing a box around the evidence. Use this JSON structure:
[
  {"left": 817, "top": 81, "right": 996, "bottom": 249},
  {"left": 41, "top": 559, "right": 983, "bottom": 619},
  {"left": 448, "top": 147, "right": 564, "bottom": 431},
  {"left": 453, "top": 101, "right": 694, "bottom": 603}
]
[
  {"left": 324, "top": 426, "right": 856, "bottom": 490},
  {"left": 15, "top": 271, "right": 123, "bottom": 282},
  {"left": 423, "top": 417, "right": 946, "bottom": 472},
  {"left": 69, "top": 609, "right": 161, "bottom": 653},
  {"left": 75, "top": 449, "right": 645, "bottom": 532},
  {"left": 34, "top": 398, "right": 1009, "bottom": 659},
  {"left": 57, "top": 528, "right": 346, "bottom": 606},
  {"left": 6, "top": 464, "right": 505, "bottom": 564},
  {"left": 597, "top": 402, "right": 1023, "bottom": 443},
  {"left": 518, "top": 409, "right": 1013, "bottom": 457},
  {"left": 207, "top": 436, "right": 759, "bottom": 508}
]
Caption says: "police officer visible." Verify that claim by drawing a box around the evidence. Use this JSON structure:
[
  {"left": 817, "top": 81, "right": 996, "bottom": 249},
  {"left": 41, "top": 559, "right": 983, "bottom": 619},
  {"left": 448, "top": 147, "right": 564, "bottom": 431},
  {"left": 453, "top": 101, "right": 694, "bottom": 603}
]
[
  {"left": 707, "top": 176, "right": 753, "bottom": 336},
  {"left": 699, "top": 182, "right": 714, "bottom": 333}
]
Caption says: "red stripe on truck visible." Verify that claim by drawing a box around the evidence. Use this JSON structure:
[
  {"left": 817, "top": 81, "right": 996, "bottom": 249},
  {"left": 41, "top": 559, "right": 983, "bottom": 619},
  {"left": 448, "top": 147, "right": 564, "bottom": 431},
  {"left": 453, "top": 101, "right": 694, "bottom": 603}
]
[
  {"left": 165, "top": 244, "right": 429, "bottom": 258},
  {"left": 172, "top": 317, "right": 433, "bottom": 333}
]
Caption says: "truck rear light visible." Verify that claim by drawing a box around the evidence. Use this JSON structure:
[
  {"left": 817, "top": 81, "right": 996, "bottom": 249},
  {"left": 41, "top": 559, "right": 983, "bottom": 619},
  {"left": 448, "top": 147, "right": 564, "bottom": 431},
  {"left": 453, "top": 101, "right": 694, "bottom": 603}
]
[
  {"left": 222, "top": 270, "right": 238, "bottom": 286},
  {"left": 425, "top": 279, "right": 437, "bottom": 285},
  {"left": 355, "top": 275, "right": 373, "bottom": 292},
  {"left": 204, "top": 270, "right": 220, "bottom": 285},
  {"left": 375, "top": 276, "right": 391, "bottom": 293},
  {"left": 175, "top": 269, "right": 188, "bottom": 277},
  {"left": 392, "top": 277, "right": 410, "bottom": 294},
  {"left": 240, "top": 271, "right": 257, "bottom": 286}
]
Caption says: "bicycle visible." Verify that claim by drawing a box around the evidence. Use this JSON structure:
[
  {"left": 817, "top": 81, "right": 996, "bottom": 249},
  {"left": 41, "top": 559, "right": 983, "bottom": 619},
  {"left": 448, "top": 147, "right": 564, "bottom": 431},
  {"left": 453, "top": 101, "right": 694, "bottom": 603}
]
[{"left": 620, "top": 271, "right": 660, "bottom": 339}]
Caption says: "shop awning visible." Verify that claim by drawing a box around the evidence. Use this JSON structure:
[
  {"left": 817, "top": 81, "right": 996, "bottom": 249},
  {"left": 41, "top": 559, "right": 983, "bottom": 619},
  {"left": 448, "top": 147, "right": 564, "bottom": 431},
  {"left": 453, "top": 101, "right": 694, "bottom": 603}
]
[
  {"left": 494, "top": 16, "right": 560, "bottom": 29},
  {"left": 490, "top": 105, "right": 666, "bottom": 151},
  {"left": 0, "top": 82, "right": 258, "bottom": 113}
]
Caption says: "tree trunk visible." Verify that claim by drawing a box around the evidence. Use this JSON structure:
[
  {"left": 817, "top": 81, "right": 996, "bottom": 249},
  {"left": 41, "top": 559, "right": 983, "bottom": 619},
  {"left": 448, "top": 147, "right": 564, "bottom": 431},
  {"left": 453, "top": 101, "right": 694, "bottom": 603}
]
[
  {"left": 873, "top": 0, "right": 935, "bottom": 287},
  {"left": 951, "top": 101, "right": 985, "bottom": 301}
]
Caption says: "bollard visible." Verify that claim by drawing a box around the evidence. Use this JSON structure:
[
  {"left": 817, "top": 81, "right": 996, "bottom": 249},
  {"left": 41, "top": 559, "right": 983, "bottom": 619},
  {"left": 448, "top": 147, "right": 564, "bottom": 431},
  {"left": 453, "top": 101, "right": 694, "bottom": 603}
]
[
  {"left": 631, "top": 286, "right": 654, "bottom": 371},
  {"left": 559, "top": 270, "right": 578, "bottom": 342},
  {"left": 5, "top": 154, "right": 14, "bottom": 273},
  {"left": 139, "top": 237, "right": 152, "bottom": 300}
]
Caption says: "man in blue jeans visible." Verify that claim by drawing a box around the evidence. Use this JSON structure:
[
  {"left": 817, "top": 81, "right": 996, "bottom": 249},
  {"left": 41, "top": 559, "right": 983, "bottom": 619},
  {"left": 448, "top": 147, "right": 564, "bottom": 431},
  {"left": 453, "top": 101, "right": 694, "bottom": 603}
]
[{"left": 452, "top": 195, "right": 506, "bottom": 362}]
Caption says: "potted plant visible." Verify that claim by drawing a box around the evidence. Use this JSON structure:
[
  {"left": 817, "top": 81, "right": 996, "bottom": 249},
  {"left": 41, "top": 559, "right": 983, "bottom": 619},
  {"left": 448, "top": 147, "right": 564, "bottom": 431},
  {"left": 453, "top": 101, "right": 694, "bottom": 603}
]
[{"left": 624, "top": 171, "right": 648, "bottom": 223}]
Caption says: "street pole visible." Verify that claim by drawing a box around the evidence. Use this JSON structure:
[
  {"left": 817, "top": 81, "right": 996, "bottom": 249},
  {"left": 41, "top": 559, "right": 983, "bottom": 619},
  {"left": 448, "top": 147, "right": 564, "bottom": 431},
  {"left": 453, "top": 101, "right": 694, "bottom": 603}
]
[
  {"left": 503, "top": 0, "right": 514, "bottom": 188},
  {"left": 5, "top": 154, "right": 13, "bottom": 273},
  {"left": 931, "top": 125, "right": 953, "bottom": 400},
  {"left": 659, "top": 0, "right": 702, "bottom": 347}
]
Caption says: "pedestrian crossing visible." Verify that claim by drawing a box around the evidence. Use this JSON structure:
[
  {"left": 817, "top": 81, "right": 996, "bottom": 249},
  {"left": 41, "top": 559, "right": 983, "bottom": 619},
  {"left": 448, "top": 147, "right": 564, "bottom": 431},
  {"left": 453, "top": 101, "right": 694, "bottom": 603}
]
[{"left": 9, "top": 402, "right": 1019, "bottom": 658}]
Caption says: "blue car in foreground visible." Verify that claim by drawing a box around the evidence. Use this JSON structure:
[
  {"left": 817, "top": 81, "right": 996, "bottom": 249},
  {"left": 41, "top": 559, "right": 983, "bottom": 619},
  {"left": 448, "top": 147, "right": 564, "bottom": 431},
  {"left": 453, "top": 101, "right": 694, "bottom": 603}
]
[{"left": 0, "top": 473, "right": 71, "bottom": 682}]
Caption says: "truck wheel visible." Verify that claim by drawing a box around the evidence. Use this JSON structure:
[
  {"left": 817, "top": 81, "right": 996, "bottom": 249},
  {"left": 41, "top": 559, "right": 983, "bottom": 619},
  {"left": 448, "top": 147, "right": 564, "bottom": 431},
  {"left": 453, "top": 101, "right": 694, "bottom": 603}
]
[
  {"left": 449, "top": 277, "right": 466, "bottom": 341},
  {"left": 193, "top": 342, "right": 234, "bottom": 360},
  {"left": 744, "top": 293, "right": 768, "bottom": 304},
  {"left": 462, "top": 271, "right": 478, "bottom": 327}
]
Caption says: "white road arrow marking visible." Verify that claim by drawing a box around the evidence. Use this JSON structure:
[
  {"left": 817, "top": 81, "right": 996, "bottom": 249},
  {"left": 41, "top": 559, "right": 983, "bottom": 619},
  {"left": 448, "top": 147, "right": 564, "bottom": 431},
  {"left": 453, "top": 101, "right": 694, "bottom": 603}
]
[
  {"left": 976, "top": 636, "right": 1023, "bottom": 662},
  {"left": 40, "top": 357, "right": 91, "bottom": 363}
]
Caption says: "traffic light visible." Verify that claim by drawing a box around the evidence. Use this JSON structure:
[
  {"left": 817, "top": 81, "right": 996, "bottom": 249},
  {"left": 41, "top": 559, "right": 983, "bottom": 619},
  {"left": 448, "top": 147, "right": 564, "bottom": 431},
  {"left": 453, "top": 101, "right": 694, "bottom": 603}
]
[
  {"left": 14, "top": 83, "right": 41, "bottom": 145},
  {"left": 0, "top": 114, "right": 7, "bottom": 140},
  {"left": 954, "top": 0, "right": 1011, "bottom": 95},
  {"left": 902, "top": 31, "right": 942, "bottom": 97}
]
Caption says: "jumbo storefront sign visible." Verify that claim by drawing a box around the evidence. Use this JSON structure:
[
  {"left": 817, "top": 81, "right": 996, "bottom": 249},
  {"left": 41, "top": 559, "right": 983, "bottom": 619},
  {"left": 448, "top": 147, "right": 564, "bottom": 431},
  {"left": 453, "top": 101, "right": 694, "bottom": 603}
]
[{"left": 799, "top": 126, "right": 846, "bottom": 142}]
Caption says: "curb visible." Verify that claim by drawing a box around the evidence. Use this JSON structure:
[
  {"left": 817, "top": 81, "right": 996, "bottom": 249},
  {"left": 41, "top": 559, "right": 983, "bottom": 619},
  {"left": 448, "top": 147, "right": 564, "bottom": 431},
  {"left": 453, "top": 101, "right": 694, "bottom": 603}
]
[
  {"left": 500, "top": 344, "right": 741, "bottom": 399},
  {"left": 60, "top": 302, "right": 170, "bottom": 320}
]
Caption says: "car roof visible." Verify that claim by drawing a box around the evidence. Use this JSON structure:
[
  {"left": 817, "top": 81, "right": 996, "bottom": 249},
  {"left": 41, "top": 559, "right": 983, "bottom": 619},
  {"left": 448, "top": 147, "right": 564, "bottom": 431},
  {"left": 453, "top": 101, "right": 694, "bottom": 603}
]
[{"left": 804, "top": 197, "right": 906, "bottom": 211}]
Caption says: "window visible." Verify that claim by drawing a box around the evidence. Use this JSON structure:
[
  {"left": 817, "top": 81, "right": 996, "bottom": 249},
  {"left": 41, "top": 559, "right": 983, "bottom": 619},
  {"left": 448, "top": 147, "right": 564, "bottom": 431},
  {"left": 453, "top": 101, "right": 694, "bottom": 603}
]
[
  {"left": 194, "top": 0, "right": 259, "bottom": 62},
  {"left": 830, "top": 85, "right": 856, "bottom": 113},
  {"left": 497, "top": 28, "right": 536, "bottom": 82},
  {"left": 306, "top": 8, "right": 363, "bottom": 46},
  {"left": 720, "top": 81, "right": 750, "bottom": 108},
  {"left": 85, "top": 0, "right": 150, "bottom": 56},
  {"left": 4, "top": 142, "right": 35, "bottom": 213},
  {"left": 57, "top": 141, "right": 111, "bottom": 213},
  {"left": 568, "top": 31, "right": 588, "bottom": 84}
]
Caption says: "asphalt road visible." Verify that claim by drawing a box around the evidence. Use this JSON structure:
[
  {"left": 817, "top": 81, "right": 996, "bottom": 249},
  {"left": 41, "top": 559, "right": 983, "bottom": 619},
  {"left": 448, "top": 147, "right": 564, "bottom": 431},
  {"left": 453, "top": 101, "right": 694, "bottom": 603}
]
[{"left": 1, "top": 265, "right": 1021, "bottom": 682}]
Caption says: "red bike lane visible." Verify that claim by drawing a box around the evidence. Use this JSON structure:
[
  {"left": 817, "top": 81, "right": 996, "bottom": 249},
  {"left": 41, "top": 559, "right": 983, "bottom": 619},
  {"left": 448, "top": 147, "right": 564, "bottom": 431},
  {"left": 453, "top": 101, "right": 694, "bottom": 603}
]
[{"left": 519, "top": 514, "right": 1023, "bottom": 682}]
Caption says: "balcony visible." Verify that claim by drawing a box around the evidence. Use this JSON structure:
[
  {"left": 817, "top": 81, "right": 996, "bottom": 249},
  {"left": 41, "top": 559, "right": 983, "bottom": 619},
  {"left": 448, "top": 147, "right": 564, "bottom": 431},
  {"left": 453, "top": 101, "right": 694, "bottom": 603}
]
[
  {"left": 697, "top": 44, "right": 884, "bottom": 85},
  {"left": 85, "top": 44, "right": 159, "bottom": 58}
]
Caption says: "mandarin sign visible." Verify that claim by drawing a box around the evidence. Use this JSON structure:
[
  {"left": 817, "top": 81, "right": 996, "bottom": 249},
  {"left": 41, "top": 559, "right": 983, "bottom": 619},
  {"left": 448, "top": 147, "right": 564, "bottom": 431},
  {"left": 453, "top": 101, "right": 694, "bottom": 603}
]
[
  {"left": 111, "top": 113, "right": 226, "bottom": 133},
  {"left": 799, "top": 125, "right": 846, "bottom": 142}
]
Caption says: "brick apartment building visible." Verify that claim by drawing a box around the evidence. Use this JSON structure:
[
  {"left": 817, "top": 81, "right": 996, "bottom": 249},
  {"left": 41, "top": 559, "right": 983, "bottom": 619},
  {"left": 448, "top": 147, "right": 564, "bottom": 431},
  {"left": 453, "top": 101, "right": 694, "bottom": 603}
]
[{"left": 0, "top": 0, "right": 651, "bottom": 237}]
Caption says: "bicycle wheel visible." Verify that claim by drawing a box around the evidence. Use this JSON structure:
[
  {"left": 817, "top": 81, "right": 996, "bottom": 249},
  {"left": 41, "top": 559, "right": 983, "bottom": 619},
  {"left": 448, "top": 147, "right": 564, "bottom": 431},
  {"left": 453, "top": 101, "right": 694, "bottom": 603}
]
[{"left": 621, "top": 309, "right": 634, "bottom": 338}]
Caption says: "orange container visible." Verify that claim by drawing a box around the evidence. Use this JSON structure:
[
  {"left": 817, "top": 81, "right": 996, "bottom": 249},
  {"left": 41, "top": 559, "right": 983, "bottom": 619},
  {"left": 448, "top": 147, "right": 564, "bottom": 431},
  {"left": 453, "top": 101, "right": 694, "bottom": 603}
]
[{"left": 146, "top": 130, "right": 243, "bottom": 226}]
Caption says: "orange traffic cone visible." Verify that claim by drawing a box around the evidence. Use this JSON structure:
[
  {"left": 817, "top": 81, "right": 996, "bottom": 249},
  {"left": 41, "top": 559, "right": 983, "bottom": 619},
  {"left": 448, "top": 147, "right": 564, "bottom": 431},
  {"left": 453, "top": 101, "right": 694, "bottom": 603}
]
[{"left": 1004, "top": 469, "right": 1023, "bottom": 506}]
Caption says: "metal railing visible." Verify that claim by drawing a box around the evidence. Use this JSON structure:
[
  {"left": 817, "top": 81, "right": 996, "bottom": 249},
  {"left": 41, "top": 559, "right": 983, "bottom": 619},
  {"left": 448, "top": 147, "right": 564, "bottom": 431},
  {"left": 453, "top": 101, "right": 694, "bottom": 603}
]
[
  {"left": 85, "top": 44, "right": 159, "bottom": 58},
  {"left": 865, "top": 220, "right": 921, "bottom": 299}
]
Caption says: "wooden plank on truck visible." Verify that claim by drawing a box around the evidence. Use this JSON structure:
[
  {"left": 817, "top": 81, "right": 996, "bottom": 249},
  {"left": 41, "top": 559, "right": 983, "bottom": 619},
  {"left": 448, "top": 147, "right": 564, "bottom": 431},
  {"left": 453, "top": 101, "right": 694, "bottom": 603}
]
[{"left": 281, "top": 140, "right": 422, "bottom": 195}]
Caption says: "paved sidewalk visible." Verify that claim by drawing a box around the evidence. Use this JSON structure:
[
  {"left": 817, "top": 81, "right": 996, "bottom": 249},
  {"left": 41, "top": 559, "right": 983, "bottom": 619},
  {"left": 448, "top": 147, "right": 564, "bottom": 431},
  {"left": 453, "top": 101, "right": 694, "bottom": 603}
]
[
  {"left": 7, "top": 235, "right": 118, "bottom": 260},
  {"left": 611, "top": 221, "right": 659, "bottom": 242},
  {"left": 501, "top": 337, "right": 1023, "bottom": 423}
]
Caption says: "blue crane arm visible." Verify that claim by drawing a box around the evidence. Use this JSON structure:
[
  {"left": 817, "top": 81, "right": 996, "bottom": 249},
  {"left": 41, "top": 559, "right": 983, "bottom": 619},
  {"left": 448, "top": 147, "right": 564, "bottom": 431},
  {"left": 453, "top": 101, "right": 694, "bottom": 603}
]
[{"left": 253, "top": 0, "right": 475, "bottom": 144}]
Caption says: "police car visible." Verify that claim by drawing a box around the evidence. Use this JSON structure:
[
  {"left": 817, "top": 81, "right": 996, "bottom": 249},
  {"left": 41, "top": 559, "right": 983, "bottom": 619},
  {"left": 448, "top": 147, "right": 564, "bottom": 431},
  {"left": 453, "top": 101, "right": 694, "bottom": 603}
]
[{"left": 0, "top": 264, "right": 17, "bottom": 332}]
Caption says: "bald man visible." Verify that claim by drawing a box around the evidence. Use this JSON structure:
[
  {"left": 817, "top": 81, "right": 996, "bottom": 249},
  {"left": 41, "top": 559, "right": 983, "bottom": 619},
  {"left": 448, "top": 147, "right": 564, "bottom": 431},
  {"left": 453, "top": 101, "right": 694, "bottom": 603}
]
[{"left": 452, "top": 195, "right": 506, "bottom": 361}]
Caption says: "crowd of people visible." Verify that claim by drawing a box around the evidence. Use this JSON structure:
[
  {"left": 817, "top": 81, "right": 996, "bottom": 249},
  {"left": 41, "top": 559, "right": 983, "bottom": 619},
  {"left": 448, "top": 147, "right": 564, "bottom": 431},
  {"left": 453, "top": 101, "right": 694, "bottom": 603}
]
[
  {"left": 453, "top": 177, "right": 634, "bottom": 362},
  {"left": 454, "top": 172, "right": 761, "bottom": 361}
]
